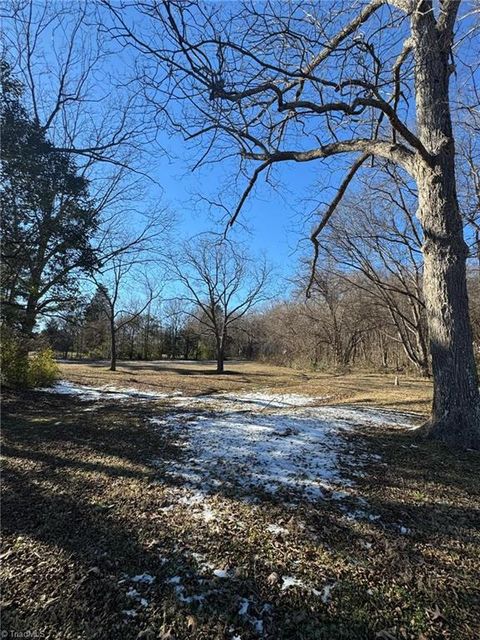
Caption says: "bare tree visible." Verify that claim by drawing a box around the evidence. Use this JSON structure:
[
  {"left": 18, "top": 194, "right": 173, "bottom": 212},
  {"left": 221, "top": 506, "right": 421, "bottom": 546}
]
[
  {"left": 171, "top": 236, "right": 270, "bottom": 373},
  {"left": 304, "top": 268, "right": 378, "bottom": 371},
  {"left": 89, "top": 205, "right": 170, "bottom": 371},
  {"left": 322, "top": 176, "right": 431, "bottom": 376},
  {"left": 105, "top": 0, "right": 480, "bottom": 448},
  {"left": 0, "top": 6, "right": 159, "bottom": 341},
  {"left": 92, "top": 257, "right": 160, "bottom": 371},
  {"left": 2, "top": 0, "right": 151, "bottom": 171}
]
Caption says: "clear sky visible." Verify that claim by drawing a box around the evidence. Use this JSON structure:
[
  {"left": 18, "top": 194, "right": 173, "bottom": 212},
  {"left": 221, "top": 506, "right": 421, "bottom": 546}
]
[{"left": 148, "top": 135, "right": 347, "bottom": 283}]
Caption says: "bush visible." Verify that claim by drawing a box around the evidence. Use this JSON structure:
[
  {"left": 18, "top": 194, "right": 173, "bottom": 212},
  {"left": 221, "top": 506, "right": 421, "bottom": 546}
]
[
  {"left": 28, "top": 348, "right": 59, "bottom": 387},
  {"left": 1, "top": 331, "right": 59, "bottom": 388},
  {"left": 0, "top": 332, "right": 30, "bottom": 387}
]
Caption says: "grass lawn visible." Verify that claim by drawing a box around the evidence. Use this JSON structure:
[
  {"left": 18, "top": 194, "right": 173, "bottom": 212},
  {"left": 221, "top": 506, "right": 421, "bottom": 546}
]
[
  {"left": 57, "top": 359, "right": 433, "bottom": 415},
  {"left": 1, "top": 362, "right": 479, "bottom": 639}
]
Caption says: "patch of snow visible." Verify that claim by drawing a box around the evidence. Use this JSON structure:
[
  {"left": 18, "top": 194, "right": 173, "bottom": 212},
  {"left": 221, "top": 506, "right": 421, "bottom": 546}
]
[
  {"left": 201, "top": 507, "right": 216, "bottom": 523},
  {"left": 177, "top": 491, "right": 206, "bottom": 506},
  {"left": 166, "top": 576, "right": 182, "bottom": 584},
  {"left": 311, "top": 583, "right": 336, "bottom": 603},
  {"left": 45, "top": 382, "right": 416, "bottom": 512},
  {"left": 173, "top": 583, "right": 207, "bottom": 604},
  {"left": 281, "top": 575, "right": 306, "bottom": 591},
  {"left": 149, "top": 394, "right": 417, "bottom": 503},
  {"left": 212, "top": 568, "right": 231, "bottom": 579},
  {"left": 320, "top": 583, "right": 335, "bottom": 604},
  {"left": 238, "top": 598, "right": 250, "bottom": 616},
  {"left": 126, "top": 588, "right": 149, "bottom": 608},
  {"left": 122, "top": 609, "right": 137, "bottom": 618},
  {"left": 344, "top": 508, "right": 370, "bottom": 521},
  {"left": 159, "top": 505, "right": 175, "bottom": 512},
  {"left": 267, "top": 524, "right": 289, "bottom": 536},
  {"left": 216, "top": 391, "right": 322, "bottom": 409},
  {"left": 282, "top": 575, "right": 335, "bottom": 601},
  {"left": 330, "top": 490, "right": 350, "bottom": 501},
  {"left": 252, "top": 618, "right": 264, "bottom": 634},
  {"left": 40, "top": 380, "right": 182, "bottom": 402},
  {"left": 150, "top": 407, "right": 373, "bottom": 501}
]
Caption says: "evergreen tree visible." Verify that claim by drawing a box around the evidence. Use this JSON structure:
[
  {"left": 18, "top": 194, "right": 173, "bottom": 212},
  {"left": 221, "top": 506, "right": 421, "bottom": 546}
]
[{"left": 1, "top": 60, "right": 99, "bottom": 337}]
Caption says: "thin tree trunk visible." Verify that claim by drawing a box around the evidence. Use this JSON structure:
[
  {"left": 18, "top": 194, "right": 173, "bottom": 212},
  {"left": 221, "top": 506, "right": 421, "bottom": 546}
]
[
  {"left": 143, "top": 312, "right": 150, "bottom": 361},
  {"left": 413, "top": 3, "right": 480, "bottom": 448},
  {"left": 21, "top": 301, "right": 37, "bottom": 339},
  {"left": 110, "top": 318, "right": 117, "bottom": 372},
  {"left": 216, "top": 336, "right": 225, "bottom": 373}
]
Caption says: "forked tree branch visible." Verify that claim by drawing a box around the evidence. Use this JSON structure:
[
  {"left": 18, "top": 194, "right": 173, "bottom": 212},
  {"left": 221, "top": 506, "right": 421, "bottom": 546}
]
[{"left": 306, "top": 153, "right": 371, "bottom": 297}]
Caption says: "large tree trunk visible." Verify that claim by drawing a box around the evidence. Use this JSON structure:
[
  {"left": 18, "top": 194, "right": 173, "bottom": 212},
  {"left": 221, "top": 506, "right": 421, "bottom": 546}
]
[
  {"left": 21, "top": 296, "right": 38, "bottom": 340},
  {"left": 413, "top": 2, "right": 480, "bottom": 449},
  {"left": 418, "top": 170, "right": 480, "bottom": 448}
]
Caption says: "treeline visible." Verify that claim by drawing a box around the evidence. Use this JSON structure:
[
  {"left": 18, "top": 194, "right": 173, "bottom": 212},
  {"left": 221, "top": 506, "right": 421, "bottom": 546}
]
[{"left": 42, "top": 266, "right": 480, "bottom": 378}]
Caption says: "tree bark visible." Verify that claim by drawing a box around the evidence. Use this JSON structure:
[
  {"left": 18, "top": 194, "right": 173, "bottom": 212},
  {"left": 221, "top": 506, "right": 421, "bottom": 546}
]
[
  {"left": 110, "top": 317, "right": 117, "bottom": 372},
  {"left": 413, "top": 2, "right": 480, "bottom": 448},
  {"left": 216, "top": 336, "right": 225, "bottom": 373}
]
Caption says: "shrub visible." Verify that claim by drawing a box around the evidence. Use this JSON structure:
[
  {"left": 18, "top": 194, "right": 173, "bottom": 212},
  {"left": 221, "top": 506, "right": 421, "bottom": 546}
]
[
  {"left": 1, "top": 331, "right": 59, "bottom": 388},
  {"left": 28, "top": 348, "right": 59, "bottom": 387},
  {"left": 0, "top": 332, "right": 30, "bottom": 387}
]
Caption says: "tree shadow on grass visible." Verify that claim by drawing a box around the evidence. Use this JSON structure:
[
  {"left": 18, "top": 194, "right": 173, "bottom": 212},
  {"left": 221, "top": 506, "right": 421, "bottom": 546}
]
[
  {"left": 0, "top": 457, "right": 376, "bottom": 635},
  {"left": 1, "top": 390, "right": 378, "bottom": 639},
  {"left": 1, "top": 389, "right": 479, "bottom": 639}
]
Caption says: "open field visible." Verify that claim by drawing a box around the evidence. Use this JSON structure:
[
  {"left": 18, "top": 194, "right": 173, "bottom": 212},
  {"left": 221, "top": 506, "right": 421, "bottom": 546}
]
[
  {"left": 2, "top": 363, "right": 479, "bottom": 640},
  {"left": 58, "top": 359, "right": 433, "bottom": 416}
]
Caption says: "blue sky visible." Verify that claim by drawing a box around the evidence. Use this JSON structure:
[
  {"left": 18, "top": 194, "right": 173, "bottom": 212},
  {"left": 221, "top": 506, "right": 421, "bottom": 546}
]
[
  {"left": 3, "top": 0, "right": 332, "bottom": 292},
  {"left": 149, "top": 138, "right": 336, "bottom": 281}
]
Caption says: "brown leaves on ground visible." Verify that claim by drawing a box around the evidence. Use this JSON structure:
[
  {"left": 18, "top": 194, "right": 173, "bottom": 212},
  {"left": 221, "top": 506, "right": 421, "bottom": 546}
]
[{"left": 1, "top": 387, "right": 479, "bottom": 640}]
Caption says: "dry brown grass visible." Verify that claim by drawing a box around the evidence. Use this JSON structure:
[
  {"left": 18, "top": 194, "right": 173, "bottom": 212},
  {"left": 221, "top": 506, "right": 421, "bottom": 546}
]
[{"left": 58, "top": 359, "right": 433, "bottom": 416}]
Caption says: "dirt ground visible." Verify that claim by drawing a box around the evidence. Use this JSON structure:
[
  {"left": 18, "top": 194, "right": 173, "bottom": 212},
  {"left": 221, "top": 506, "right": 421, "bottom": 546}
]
[
  {"left": 2, "top": 366, "right": 479, "bottom": 640},
  {"left": 57, "top": 359, "right": 432, "bottom": 415}
]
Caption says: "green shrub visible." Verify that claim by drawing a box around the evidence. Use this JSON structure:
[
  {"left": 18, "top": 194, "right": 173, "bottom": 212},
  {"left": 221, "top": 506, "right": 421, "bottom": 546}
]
[
  {"left": 1, "top": 332, "right": 59, "bottom": 388},
  {"left": 28, "top": 348, "right": 59, "bottom": 387},
  {"left": 0, "top": 333, "right": 30, "bottom": 387}
]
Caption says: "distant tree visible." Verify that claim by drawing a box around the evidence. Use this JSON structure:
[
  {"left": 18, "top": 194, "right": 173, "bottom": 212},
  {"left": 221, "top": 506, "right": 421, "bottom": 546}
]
[
  {"left": 91, "top": 257, "right": 160, "bottom": 371},
  {"left": 171, "top": 237, "right": 271, "bottom": 373},
  {"left": 304, "top": 268, "right": 377, "bottom": 371},
  {"left": 43, "top": 319, "right": 76, "bottom": 360},
  {"left": 82, "top": 287, "right": 111, "bottom": 358},
  {"left": 321, "top": 177, "right": 430, "bottom": 377}
]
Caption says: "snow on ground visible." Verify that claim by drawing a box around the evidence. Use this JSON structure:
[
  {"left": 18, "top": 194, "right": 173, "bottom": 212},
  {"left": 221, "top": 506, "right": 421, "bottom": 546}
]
[
  {"left": 215, "top": 391, "right": 320, "bottom": 408},
  {"left": 43, "top": 381, "right": 328, "bottom": 410},
  {"left": 40, "top": 380, "right": 182, "bottom": 401},
  {"left": 42, "top": 380, "right": 417, "bottom": 504},
  {"left": 150, "top": 400, "right": 416, "bottom": 502},
  {"left": 150, "top": 408, "right": 356, "bottom": 500}
]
